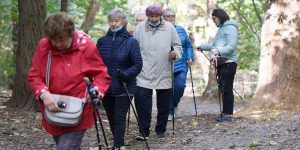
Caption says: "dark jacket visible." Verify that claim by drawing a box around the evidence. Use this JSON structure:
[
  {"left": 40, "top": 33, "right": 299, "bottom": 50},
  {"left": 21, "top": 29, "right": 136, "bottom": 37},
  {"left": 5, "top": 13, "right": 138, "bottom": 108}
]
[{"left": 97, "top": 27, "right": 142, "bottom": 96}]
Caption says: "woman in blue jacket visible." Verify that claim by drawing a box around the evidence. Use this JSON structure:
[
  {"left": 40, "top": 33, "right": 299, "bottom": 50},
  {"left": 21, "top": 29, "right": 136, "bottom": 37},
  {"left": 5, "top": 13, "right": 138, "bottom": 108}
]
[
  {"left": 96, "top": 8, "right": 142, "bottom": 149},
  {"left": 198, "top": 8, "right": 238, "bottom": 122},
  {"left": 163, "top": 8, "right": 194, "bottom": 119}
]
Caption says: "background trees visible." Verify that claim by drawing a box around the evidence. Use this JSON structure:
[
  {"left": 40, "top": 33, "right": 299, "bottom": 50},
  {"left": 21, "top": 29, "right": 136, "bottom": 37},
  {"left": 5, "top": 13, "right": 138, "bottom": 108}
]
[
  {"left": 8, "top": 0, "right": 46, "bottom": 111},
  {"left": 254, "top": 0, "right": 300, "bottom": 107}
]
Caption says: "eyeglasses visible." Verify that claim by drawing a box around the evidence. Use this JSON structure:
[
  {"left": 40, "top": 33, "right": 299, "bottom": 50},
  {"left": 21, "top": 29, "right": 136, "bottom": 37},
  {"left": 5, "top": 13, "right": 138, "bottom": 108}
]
[{"left": 164, "top": 14, "right": 175, "bottom": 18}]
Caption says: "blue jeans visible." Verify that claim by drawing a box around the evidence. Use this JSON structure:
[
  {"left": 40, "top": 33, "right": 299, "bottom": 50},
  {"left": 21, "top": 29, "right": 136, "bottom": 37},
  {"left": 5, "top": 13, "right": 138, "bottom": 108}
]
[
  {"left": 52, "top": 130, "right": 86, "bottom": 150},
  {"left": 102, "top": 95, "right": 131, "bottom": 147},
  {"left": 169, "top": 71, "right": 187, "bottom": 115},
  {"left": 217, "top": 62, "right": 237, "bottom": 115},
  {"left": 134, "top": 86, "right": 171, "bottom": 136}
]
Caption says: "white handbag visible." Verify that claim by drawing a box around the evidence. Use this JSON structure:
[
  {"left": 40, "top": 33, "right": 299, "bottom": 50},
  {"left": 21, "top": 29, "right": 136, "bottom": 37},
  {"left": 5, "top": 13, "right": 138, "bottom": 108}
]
[{"left": 44, "top": 51, "right": 86, "bottom": 127}]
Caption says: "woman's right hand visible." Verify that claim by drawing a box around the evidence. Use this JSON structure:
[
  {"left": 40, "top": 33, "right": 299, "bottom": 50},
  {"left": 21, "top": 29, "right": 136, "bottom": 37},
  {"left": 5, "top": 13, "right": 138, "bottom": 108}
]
[{"left": 41, "top": 91, "right": 60, "bottom": 112}]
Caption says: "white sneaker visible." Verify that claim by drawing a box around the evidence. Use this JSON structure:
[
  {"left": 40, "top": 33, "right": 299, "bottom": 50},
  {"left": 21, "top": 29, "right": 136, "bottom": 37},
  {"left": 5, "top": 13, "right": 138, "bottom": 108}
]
[
  {"left": 174, "top": 107, "right": 179, "bottom": 117},
  {"left": 168, "top": 115, "right": 172, "bottom": 121}
]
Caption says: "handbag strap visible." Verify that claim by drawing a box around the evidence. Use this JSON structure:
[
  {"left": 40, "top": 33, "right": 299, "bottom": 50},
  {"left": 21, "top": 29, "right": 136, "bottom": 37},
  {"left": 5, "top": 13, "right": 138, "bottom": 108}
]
[{"left": 45, "top": 51, "right": 87, "bottom": 103}]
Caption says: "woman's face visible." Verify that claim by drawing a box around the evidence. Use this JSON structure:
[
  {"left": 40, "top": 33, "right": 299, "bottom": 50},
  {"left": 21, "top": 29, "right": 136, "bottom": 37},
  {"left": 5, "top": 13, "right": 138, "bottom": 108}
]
[
  {"left": 212, "top": 16, "right": 220, "bottom": 26},
  {"left": 108, "top": 17, "right": 123, "bottom": 30},
  {"left": 163, "top": 12, "right": 176, "bottom": 25},
  {"left": 50, "top": 37, "right": 72, "bottom": 52}
]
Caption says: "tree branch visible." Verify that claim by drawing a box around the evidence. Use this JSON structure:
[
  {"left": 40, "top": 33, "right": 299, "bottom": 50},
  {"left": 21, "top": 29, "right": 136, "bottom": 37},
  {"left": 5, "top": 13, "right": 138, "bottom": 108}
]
[
  {"left": 80, "top": 0, "right": 100, "bottom": 33},
  {"left": 252, "top": 0, "right": 263, "bottom": 26},
  {"left": 229, "top": 2, "right": 261, "bottom": 42}
]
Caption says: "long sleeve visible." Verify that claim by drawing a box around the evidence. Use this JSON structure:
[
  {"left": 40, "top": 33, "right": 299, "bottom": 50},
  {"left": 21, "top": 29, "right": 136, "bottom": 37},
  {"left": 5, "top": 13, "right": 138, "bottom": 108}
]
[
  {"left": 27, "top": 39, "right": 48, "bottom": 99},
  {"left": 171, "top": 26, "right": 182, "bottom": 60},
  {"left": 83, "top": 44, "right": 111, "bottom": 97},
  {"left": 218, "top": 25, "right": 238, "bottom": 56},
  {"left": 123, "top": 38, "right": 143, "bottom": 80}
]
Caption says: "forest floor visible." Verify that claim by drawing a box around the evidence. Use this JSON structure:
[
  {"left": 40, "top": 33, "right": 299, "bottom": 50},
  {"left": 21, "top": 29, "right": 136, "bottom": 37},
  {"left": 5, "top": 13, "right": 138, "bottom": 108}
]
[{"left": 1, "top": 64, "right": 300, "bottom": 150}]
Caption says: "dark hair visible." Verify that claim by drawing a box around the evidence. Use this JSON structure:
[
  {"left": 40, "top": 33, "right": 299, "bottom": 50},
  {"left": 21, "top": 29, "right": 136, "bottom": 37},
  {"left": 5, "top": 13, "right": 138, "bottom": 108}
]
[
  {"left": 145, "top": 5, "right": 162, "bottom": 16},
  {"left": 44, "top": 12, "right": 75, "bottom": 40},
  {"left": 212, "top": 8, "right": 230, "bottom": 24}
]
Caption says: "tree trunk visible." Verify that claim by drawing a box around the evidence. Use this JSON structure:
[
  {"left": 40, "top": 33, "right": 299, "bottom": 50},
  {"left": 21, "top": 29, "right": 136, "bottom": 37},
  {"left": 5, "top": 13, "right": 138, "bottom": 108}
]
[
  {"left": 254, "top": 0, "right": 300, "bottom": 107},
  {"left": 80, "top": 0, "right": 100, "bottom": 33},
  {"left": 8, "top": 0, "right": 46, "bottom": 111},
  {"left": 201, "top": 0, "right": 218, "bottom": 100},
  {"left": 61, "top": 0, "right": 68, "bottom": 12}
]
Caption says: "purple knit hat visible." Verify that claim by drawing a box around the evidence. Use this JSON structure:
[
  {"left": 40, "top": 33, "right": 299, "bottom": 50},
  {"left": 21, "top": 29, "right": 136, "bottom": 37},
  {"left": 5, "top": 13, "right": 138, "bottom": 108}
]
[{"left": 145, "top": 5, "right": 162, "bottom": 16}]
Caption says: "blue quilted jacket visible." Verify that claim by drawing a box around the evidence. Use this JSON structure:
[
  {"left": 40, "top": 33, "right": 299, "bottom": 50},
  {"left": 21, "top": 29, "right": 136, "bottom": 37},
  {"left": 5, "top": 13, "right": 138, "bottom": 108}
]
[
  {"left": 199, "top": 20, "right": 238, "bottom": 62},
  {"left": 96, "top": 27, "right": 142, "bottom": 96},
  {"left": 174, "top": 25, "right": 194, "bottom": 73}
]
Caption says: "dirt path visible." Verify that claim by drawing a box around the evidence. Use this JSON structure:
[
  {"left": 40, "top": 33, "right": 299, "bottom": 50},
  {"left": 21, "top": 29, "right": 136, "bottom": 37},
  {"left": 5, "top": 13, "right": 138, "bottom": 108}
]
[{"left": 1, "top": 69, "right": 300, "bottom": 149}]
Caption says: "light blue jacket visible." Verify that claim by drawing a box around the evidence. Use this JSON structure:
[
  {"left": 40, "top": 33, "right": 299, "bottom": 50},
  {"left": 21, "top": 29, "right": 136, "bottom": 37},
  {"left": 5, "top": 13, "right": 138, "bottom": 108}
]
[
  {"left": 200, "top": 20, "right": 238, "bottom": 62},
  {"left": 174, "top": 25, "right": 194, "bottom": 73}
]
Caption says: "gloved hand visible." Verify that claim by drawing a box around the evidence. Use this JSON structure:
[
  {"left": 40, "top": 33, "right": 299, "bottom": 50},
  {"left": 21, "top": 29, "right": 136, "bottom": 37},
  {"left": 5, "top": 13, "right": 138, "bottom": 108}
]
[
  {"left": 91, "top": 91, "right": 101, "bottom": 106},
  {"left": 117, "top": 69, "right": 128, "bottom": 82}
]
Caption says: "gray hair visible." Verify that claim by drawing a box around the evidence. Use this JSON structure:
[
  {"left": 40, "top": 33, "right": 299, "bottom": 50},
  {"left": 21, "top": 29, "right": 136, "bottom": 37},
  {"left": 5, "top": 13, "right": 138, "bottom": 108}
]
[
  {"left": 163, "top": 8, "right": 176, "bottom": 17},
  {"left": 107, "top": 8, "right": 128, "bottom": 27}
]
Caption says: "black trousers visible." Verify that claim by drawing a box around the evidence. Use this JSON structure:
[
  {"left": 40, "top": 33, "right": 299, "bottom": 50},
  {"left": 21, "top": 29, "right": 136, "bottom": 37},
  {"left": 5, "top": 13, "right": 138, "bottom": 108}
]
[
  {"left": 134, "top": 86, "right": 171, "bottom": 136},
  {"left": 217, "top": 62, "right": 237, "bottom": 115},
  {"left": 102, "top": 95, "right": 131, "bottom": 147}
]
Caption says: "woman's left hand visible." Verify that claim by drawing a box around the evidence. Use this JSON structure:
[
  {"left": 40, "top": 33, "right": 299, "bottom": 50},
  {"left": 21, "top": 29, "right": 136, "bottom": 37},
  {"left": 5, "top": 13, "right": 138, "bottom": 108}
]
[
  {"left": 187, "top": 59, "right": 193, "bottom": 66},
  {"left": 212, "top": 48, "right": 220, "bottom": 56}
]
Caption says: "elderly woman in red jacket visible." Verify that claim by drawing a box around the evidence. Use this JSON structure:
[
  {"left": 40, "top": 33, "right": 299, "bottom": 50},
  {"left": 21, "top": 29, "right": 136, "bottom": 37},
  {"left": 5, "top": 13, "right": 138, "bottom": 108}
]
[{"left": 27, "top": 12, "right": 111, "bottom": 149}]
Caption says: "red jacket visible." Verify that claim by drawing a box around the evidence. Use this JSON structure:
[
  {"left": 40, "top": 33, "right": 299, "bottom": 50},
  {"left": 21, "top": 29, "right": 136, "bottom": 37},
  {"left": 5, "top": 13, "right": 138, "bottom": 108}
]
[{"left": 28, "top": 30, "right": 111, "bottom": 135}]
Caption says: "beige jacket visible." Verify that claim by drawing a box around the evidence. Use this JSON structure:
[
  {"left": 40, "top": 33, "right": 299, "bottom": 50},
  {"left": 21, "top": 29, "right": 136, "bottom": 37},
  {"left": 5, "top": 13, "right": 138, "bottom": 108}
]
[{"left": 134, "top": 20, "right": 182, "bottom": 89}]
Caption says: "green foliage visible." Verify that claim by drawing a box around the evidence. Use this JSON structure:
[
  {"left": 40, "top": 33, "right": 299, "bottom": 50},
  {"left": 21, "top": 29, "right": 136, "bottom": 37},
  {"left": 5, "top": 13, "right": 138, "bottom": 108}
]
[
  {"left": 216, "top": 0, "right": 265, "bottom": 71},
  {"left": 0, "top": 0, "right": 17, "bottom": 89}
]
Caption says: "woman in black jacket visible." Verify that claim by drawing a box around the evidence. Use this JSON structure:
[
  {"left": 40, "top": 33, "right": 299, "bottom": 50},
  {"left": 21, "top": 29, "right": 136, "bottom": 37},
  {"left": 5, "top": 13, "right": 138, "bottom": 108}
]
[{"left": 96, "top": 8, "right": 142, "bottom": 150}]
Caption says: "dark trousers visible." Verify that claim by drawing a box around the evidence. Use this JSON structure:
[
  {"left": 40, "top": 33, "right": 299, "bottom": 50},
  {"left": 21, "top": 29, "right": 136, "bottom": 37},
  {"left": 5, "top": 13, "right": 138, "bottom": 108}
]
[
  {"left": 102, "top": 95, "right": 131, "bottom": 147},
  {"left": 134, "top": 86, "right": 171, "bottom": 136},
  {"left": 169, "top": 71, "right": 187, "bottom": 114},
  {"left": 52, "top": 130, "right": 86, "bottom": 150},
  {"left": 217, "top": 62, "right": 237, "bottom": 115}
]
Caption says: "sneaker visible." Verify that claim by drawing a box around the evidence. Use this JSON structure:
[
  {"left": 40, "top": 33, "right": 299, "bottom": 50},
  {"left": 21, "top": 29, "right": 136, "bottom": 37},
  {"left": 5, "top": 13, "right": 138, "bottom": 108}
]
[
  {"left": 216, "top": 114, "right": 232, "bottom": 122},
  {"left": 168, "top": 115, "right": 172, "bottom": 121},
  {"left": 156, "top": 132, "right": 165, "bottom": 139},
  {"left": 174, "top": 107, "right": 179, "bottom": 117},
  {"left": 136, "top": 133, "right": 149, "bottom": 141},
  {"left": 114, "top": 146, "right": 126, "bottom": 150}
]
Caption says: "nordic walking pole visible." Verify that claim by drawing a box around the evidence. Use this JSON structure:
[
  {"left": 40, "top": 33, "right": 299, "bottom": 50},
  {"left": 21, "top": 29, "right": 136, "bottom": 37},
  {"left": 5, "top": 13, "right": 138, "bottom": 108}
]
[
  {"left": 170, "top": 46, "right": 175, "bottom": 135},
  {"left": 198, "top": 50, "right": 248, "bottom": 103},
  {"left": 127, "top": 103, "right": 130, "bottom": 135},
  {"left": 188, "top": 65, "right": 198, "bottom": 116},
  {"left": 118, "top": 77, "right": 150, "bottom": 150},
  {"left": 84, "top": 77, "right": 109, "bottom": 149},
  {"left": 213, "top": 58, "right": 223, "bottom": 115}
]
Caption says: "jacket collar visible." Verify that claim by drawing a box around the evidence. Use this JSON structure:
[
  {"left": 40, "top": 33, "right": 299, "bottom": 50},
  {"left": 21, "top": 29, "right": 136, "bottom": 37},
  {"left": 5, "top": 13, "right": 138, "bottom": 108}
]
[{"left": 106, "top": 27, "right": 131, "bottom": 37}]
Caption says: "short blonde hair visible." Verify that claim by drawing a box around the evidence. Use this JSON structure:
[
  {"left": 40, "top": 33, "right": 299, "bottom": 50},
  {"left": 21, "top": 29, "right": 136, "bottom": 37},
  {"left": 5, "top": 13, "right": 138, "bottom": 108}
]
[{"left": 107, "top": 8, "right": 128, "bottom": 27}]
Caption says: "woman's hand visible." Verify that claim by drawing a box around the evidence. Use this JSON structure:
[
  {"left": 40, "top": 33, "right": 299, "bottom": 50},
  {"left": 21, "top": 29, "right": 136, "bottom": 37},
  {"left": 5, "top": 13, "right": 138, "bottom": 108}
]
[
  {"left": 169, "top": 50, "right": 176, "bottom": 60},
  {"left": 212, "top": 48, "right": 220, "bottom": 56},
  {"left": 41, "top": 91, "right": 60, "bottom": 112},
  {"left": 187, "top": 59, "right": 193, "bottom": 66}
]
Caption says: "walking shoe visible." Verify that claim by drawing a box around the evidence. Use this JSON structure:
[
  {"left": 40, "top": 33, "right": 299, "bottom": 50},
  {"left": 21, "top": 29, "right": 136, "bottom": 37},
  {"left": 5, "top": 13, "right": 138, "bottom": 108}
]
[
  {"left": 156, "top": 132, "right": 165, "bottom": 139},
  {"left": 114, "top": 146, "right": 126, "bottom": 150},
  {"left": 136, "top": 133, "right": 149, "bottom": 141},
  {"left": 174, "top": 107, "right": 179, "bottom": 117},
  {"left": 216, "top": 114, "right": 232, "bottom": 122},
  {"left": 168, "top": 114, "right": 172, "bottom": 121}
]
